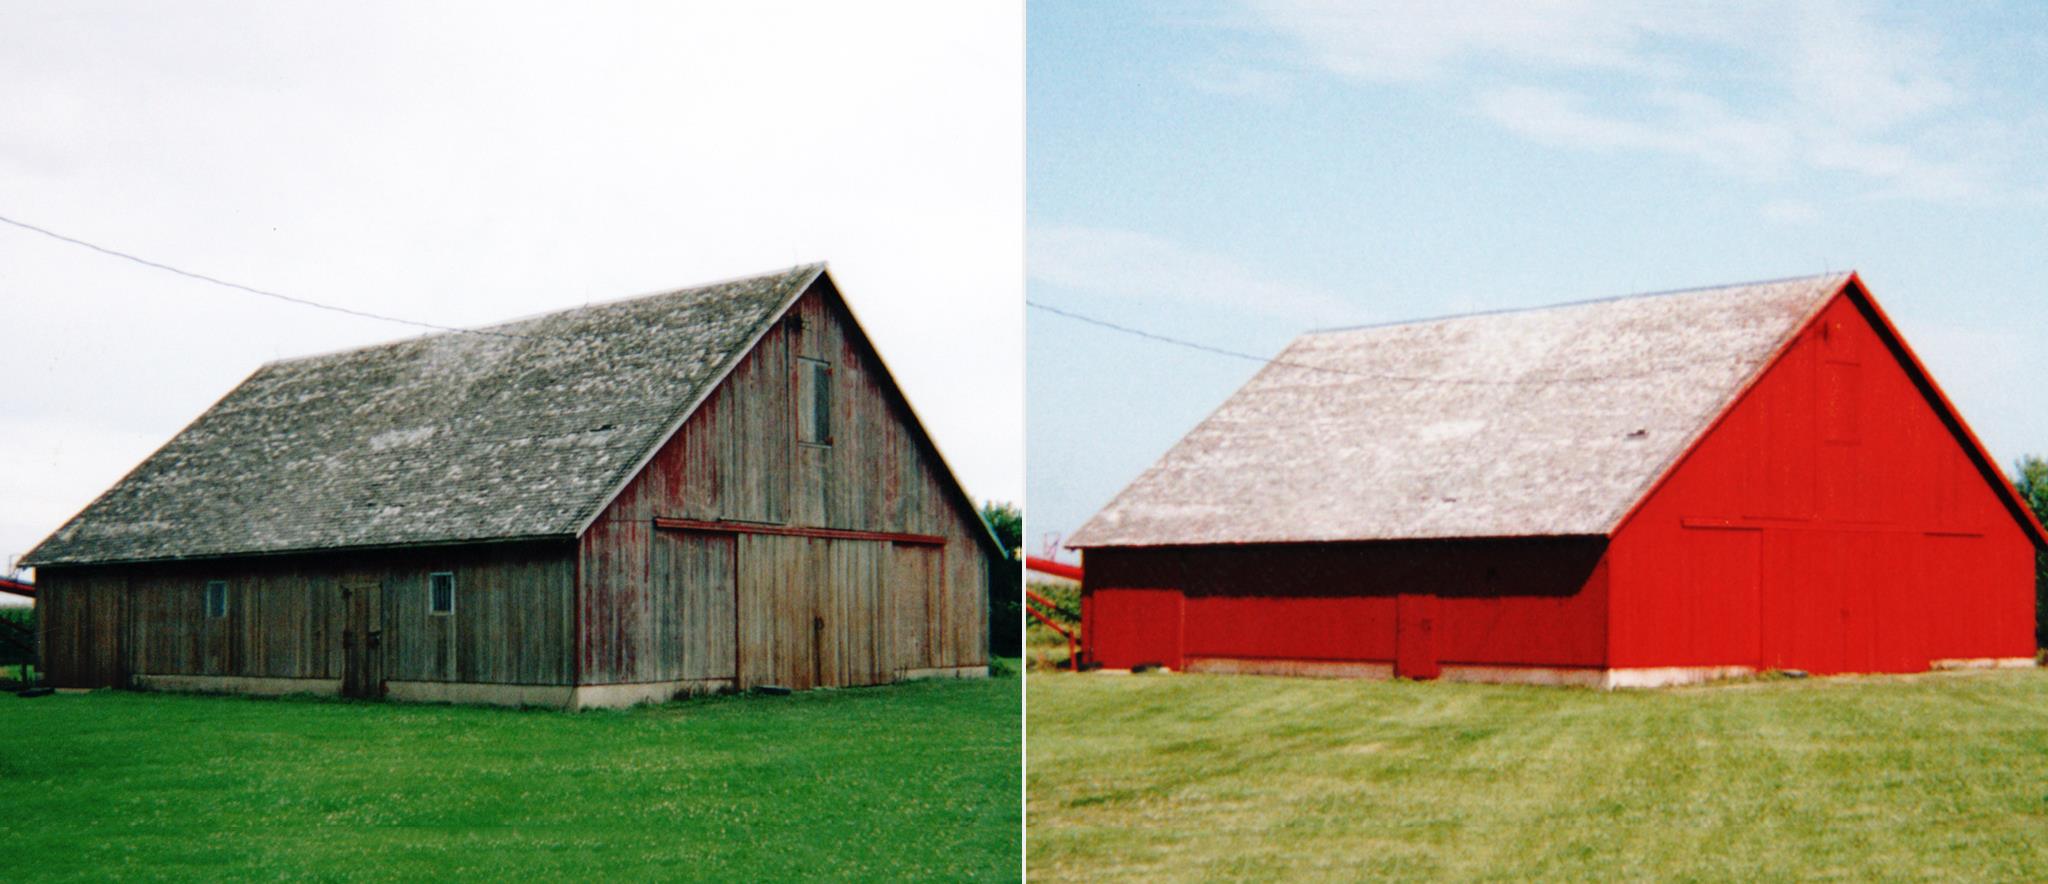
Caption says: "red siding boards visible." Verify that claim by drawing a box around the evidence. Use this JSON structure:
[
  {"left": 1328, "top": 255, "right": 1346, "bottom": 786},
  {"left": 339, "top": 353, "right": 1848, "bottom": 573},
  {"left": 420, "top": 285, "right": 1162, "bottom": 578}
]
[
  {"left": 1081, "top": 276, "right": 2041, "bottom": 685},
  {"left": 1611, "top": 283, "right": 2038, "bottom": 673},
  {"left": 1085, "top": 538, "right": 1610, "bottom": 674}
]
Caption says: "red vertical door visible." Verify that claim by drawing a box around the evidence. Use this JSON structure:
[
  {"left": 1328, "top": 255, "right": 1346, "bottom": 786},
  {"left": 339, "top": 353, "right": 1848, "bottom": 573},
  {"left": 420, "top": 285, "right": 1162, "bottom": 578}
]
[
  {"left": 1395, "top": 593, "right": 1439, "bottom": 680},
  {"left": 1088, "top": 588, "right": 1184, "bottom": 670}
]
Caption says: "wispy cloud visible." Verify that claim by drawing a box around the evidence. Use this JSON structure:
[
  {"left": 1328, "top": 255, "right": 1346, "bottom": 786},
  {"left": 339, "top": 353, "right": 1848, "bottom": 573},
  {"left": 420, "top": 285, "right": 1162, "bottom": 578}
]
[
  {"left": 1760, "top": 199, "right": 1821, "bottom": 225},
  {"left": 1029, "top": 224, "right": 1356, "bottom": 322},
  {"left": 1216, "top": 0, "right": 2013, "bottom": 201}
]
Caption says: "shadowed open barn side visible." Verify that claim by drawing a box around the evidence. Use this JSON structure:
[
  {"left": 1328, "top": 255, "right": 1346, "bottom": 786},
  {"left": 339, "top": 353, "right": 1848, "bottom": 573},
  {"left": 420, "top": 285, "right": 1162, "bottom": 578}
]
[
  {"left": 25, "top": 264, "right": 1003, "bottom": 708},
  {"left": 1070, "top": 273, "right": 2044, "bottom": 687}
]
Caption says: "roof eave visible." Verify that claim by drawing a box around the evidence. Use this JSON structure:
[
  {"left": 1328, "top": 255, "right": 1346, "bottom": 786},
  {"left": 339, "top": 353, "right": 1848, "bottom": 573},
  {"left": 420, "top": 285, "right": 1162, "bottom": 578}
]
[
  {"left": 1068, "top": 531, "right": 1614, "bottom": 551},
  {"left": 22, "top": 532, "right": 578, "bottom": 570}
]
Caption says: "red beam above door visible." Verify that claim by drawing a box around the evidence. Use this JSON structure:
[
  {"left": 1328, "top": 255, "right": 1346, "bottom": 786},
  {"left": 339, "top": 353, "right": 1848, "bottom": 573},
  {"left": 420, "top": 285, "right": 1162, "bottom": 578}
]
[{"left": 652, "top": 517, "right": 947, "bottom": 547}]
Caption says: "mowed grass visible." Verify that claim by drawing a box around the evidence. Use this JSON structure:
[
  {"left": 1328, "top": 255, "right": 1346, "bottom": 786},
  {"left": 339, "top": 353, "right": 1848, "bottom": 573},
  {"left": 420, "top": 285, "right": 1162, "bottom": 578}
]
[
  {"left": 0, "top": 675, "right": 1021, "bottom": 882},
  {"left": 1028, "top": 668, "right": 2048, "bottom": 882}
]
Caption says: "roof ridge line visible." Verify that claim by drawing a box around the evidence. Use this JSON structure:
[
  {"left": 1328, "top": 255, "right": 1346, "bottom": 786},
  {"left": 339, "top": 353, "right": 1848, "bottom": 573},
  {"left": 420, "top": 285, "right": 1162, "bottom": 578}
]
[
  {"left": 258, "top": 262, "right": 829, "bottom": 367},
  {"left": 1305, "top": 271, "right": 1854, "bottom": 337}
]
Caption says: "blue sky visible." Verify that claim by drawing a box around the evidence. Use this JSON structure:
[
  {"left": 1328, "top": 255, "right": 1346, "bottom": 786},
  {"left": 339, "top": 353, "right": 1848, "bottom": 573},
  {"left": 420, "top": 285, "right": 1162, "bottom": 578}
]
[{"left": 1027, "top": 0, "right": 2048, "bottom": 553}]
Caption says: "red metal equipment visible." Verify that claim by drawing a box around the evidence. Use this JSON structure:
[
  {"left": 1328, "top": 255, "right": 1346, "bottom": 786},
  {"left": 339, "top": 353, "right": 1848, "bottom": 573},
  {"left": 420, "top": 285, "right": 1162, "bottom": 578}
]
[
  {"left": 0, "top": 577, "right": 31, "bottom": 599},
  {"left": 1026, "top": 589, "right": 1080, "bottom": 671},
  {"left": 1024, "top": 556, "right": 1083, "bottom": 670},
  {"left": 1024, "top": 556, "right": 1082, "bottom": 582}
]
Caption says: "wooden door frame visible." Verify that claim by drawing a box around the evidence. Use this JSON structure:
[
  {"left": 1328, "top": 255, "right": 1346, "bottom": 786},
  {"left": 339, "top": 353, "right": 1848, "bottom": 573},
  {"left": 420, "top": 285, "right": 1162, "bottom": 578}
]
[
  {"left": 1394, "top": 592, "right": 1439, "bottom": 680},
  {"left": 341, "top": 580, "right": 385, "bottom": 699}
]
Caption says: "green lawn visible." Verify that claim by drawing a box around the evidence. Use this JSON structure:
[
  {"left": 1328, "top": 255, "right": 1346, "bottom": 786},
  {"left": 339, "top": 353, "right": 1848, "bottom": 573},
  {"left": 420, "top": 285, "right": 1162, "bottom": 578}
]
[
  {"left": 0, "top": 676, "right": 1021, "bottom": 881},
  {"left": 1028, "top": 668, "right": 2048, "bottom": 882}
]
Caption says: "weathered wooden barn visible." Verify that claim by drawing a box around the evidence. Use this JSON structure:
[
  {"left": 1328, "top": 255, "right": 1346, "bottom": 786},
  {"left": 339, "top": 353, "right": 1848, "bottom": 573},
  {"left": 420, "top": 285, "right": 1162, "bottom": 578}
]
[
  {"left": 1069, "top": 273, "right": 2044, "bottom": 687},
  {"left": 24, "top": 264, "right": 1002, "bottom": 708}
]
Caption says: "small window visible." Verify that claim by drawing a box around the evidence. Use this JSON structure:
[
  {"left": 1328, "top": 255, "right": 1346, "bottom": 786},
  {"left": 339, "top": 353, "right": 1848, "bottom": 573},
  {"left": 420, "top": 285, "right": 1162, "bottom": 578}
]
[
  {"left": 428, "top": 572, "right": 455, "bottom": 616},
  {"left": 798, "top": 357, "right": 833, "bottom": 445},
  {"left": 205, "top": 581, "right": 228, "bottom": 619}
]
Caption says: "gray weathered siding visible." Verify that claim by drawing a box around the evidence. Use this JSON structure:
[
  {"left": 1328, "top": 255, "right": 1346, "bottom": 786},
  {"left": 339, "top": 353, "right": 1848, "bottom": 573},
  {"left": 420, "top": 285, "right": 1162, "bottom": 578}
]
[
  {"left": 578, "top": 279, "right": 993, "bottom": 688},
  {"left": 35, "top": 542, "right": 576, "bottom": 688}
]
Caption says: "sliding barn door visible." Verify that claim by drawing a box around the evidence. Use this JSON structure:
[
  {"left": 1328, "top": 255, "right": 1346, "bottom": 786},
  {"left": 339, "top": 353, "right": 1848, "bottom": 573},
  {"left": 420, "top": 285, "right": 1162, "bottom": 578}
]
[{"left": 654, "top": 530, "right": 738, "bottom": 685}]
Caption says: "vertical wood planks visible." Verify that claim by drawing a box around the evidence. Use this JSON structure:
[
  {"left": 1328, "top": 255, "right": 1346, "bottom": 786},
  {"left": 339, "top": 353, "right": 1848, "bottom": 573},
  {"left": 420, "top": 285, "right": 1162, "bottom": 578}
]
[{"left": 577, "top": 278, "right": 996, "bottom": 690}]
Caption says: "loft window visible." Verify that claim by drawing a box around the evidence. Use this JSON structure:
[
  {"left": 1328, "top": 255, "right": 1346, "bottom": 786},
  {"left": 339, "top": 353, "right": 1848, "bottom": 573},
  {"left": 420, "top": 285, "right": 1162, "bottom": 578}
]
[
  {"left": 428, "top": 572, "right": 455, "bottom": 616},
  {"left": 205, "top": 581, "right": 228, "bottom": 619},
  {"left": 798, "top": 357, "right": 833, "bottom": 445}
]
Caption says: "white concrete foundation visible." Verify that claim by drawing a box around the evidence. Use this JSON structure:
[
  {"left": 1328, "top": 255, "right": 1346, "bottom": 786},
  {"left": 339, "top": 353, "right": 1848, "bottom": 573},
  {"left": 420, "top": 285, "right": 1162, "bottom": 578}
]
[
  {"left": 135, "top": 674, "right": 342, "bottom": 697},
  {"left": 571, "top": 679, "right": 731, "bottom": 710},
  {"left": 1597, "top": 666, "right": 1756, "bottom": 689},
  {"left": 1930, "top": 657, "right": 2037, "bottom": 671}
]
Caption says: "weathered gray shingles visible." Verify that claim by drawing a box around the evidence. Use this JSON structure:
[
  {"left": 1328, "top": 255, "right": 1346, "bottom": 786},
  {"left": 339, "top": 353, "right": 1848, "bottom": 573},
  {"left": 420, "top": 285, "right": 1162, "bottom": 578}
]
[
  {"left": 1069, "top": 274, "right": 1852, "bottom": 548},
  {"left": 26, "top": 265, "right": 822, "bottom": 565}
]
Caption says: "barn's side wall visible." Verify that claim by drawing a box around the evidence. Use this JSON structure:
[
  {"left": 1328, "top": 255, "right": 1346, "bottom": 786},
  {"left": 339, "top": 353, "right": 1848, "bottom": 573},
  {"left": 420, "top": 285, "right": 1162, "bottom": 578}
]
[
  {"left": 1081, "top": 538, "right": 1610, "bottom": 673},
  {"left": 1610, "top": 291, "right": 2036, "bottom": 673},
  {"left": 34, "top": 542, "right": 576, "bottom": 690},
  {"left": 578, "top": 281, "right": 992, "bottom": 690}
]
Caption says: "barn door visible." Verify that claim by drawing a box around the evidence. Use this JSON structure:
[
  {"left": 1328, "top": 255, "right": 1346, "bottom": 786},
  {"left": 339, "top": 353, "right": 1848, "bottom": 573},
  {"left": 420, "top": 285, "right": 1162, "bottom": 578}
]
[
  {"left": 736, "top": 535, "right": 814, "bottom": 691},
  {"left": 341, "top": 581, "right": 384, "bottom": 698},
  {"left": 1395, "top": 593, "right": 1439, "bottom": 680},
  {"left": 656, "top": 530, "right": 738, "bottom": 686}
]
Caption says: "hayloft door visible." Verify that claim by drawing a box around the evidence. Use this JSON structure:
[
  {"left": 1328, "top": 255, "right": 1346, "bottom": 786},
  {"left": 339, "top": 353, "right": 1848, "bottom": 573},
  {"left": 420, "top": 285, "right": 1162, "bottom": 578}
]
[
  {"left": 341, "top": 581, "right": 385, "bottom": 698},
  {"left": 1395, "top": 593, "right": 1439, "bottom": 680}
]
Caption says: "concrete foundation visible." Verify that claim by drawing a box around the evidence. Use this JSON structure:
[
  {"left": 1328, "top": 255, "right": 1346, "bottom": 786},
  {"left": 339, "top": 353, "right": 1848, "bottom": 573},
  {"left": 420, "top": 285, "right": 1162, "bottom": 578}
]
[
  {"left": 1930, "top": 657, "right": 2037, "bottom": 671},
  {"left": 1121, "top": 661, "right": 1762, "bottom": 689},
  {"left": 384, "top": 680, "right": 575, "bottom": 708},
  {"left": 126, "top": 670, "right": 978, "bottom": 709},
  {"left": 1185, "top": 657, "right": 1394, "bottom": 679}
]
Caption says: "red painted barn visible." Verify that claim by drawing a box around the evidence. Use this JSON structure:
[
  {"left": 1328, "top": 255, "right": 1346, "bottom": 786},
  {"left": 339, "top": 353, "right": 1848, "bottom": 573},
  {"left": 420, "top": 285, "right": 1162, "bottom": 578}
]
[{"left": 1068, "top": 273, "right": 2044, "bottom": 687}]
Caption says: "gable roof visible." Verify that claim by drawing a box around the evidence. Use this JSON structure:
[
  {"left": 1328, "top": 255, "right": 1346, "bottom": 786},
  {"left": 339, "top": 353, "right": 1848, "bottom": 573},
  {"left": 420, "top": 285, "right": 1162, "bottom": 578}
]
[
  {"left": 1071, "top": 273, "right": 1863, "bottom": 548},
  {"left": 26, "top": 265, "right": 826, "bottom": 566}
]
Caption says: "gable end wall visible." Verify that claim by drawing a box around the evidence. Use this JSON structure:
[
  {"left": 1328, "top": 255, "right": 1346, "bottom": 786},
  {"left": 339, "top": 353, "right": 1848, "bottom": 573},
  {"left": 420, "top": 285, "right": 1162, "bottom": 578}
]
[
  {"left": 577, "top": 279, "right": 992, "bottom": 688},
  {"left": 1609, "top": 290, "right": 2035, "bottom": 672}
]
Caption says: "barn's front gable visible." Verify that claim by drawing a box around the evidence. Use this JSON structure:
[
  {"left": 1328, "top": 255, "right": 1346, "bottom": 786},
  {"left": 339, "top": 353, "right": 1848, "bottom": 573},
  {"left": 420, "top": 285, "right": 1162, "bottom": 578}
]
[
  {"left": 1608, "top": 278, "right": 2042, "bottom": 675},
  {"left": 574, "top": 272, "right": 1000, "bottom": 698}
]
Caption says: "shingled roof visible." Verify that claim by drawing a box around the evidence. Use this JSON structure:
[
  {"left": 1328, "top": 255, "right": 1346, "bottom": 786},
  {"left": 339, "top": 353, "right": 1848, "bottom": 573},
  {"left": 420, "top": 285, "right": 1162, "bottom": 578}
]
[
  {"left": 1069, "top": 273, "right": 1862, "bottom": 548},
  {"left": 26, "top": 264, "right": 825, "bottom": 566}
]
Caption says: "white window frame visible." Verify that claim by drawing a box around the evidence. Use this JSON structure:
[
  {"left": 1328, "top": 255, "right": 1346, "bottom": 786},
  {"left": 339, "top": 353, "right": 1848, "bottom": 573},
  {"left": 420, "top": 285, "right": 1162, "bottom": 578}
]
[
  {"left": 798, "top": 356, "right": 833, "bottom": 446},
  {"left": 205, "top": 580, "right": 228, "bottom": 619},
  {"left": 428, "top": 571, "right": 456, "bottom": 616}
]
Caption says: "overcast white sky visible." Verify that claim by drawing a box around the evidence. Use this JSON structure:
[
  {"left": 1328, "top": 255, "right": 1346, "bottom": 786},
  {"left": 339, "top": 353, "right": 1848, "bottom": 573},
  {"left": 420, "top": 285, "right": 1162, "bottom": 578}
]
[{"left": 0, "top": 2, "right": 1023, "bottom": 585}]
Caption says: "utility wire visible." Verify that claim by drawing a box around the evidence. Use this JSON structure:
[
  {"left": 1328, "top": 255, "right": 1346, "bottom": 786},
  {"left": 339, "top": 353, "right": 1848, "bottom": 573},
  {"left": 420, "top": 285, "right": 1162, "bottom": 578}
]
[
  {"left": 0, "top": 212, "right": 528, "bottom": 340},
  {"left": 1027, "top": 299, "right": 1745, "bottom": 386}
]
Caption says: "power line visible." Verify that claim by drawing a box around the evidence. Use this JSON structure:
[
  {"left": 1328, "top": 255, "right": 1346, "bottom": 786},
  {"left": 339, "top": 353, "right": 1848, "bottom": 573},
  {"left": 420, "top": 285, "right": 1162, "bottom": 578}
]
[
  {"left": 0, "top": 212, "right": 528, "bottom": 340},
  {"left": 1027, "top": 299, "right": 1745, "bottom": 386}
]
